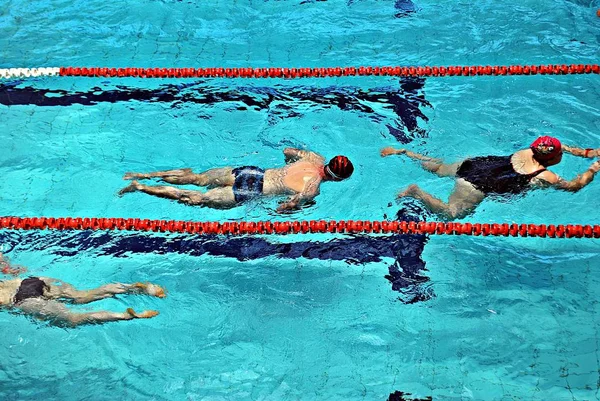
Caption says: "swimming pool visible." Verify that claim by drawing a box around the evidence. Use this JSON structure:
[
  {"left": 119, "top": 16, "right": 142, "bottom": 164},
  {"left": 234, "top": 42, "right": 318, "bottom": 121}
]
[{"left": 1, "top": 0, "right": 600, "bottom": 399}]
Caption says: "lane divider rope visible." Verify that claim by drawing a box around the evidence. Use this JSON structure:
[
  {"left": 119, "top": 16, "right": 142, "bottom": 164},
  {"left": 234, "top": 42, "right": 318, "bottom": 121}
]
[
  {"left": 0, "top": 64, "right": 599, "bottom": 80},
  {"left": 0, "top": 67, "right": 60, "bottom": 79},
  {"left": 1, "top": 217, "right": 598, "bottom": 239}
]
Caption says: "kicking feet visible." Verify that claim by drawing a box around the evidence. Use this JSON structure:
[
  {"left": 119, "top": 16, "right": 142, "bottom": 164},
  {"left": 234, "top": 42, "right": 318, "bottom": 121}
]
[
  {"left": 126, "top": 308, "right": 160, "bottom": 319},
  {"left": 118, "top": 180, "right": 142, "bottom": 197},
  {"left": 124, "top": 172, "right": 151, "bottom": 180},
  {"left": 131, "top": 282, "right": 167, "bottom": 298}
]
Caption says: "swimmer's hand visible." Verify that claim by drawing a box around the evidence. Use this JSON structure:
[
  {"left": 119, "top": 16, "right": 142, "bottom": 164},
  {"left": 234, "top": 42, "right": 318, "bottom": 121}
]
[
  {"left": 1, "top": 264, "right": 26, "bottom": 276},
  {"left": 0, "top": 253, "right": 25, "bottom": 275},
  {"left": 380, "top": 147, "right": 405, "bottom": 157},
  {"left": 589, "top": 160, "right": 600, "bottom": 173},
  {"left": 276, "top": 201, "right": 300, "bottom": 214}
]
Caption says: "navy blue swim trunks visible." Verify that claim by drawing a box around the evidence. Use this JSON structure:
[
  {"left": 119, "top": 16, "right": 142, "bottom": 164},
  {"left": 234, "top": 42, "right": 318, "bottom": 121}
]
[{"left": 232, "top": 166, "right": 265, "bottom": 203}]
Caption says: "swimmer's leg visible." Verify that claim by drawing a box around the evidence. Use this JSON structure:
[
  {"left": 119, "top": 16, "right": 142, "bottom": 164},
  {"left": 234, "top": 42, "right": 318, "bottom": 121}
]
[
  {"left": 421, "top": 161, "right": 461, "bottom": 177},
  {"left": 118, "top": 180, "right": 200, "bottom": 199},
  {"left": 395, "top": 150, "right": 460, "bottom": 177},
  {"left": 40, "top": 278, "right": 166, "bottom": 304},
  {"left": 172, "top": 187, "right": 236, "bottom": 209},
  {"left": 118, "top": 181, "right": 238, "bottom": 209},
  {"left": 16, "top": 299, "right": 158, "bottom": 327},
  {"left": 191, "top": 168, "right": 235, "bottom": 187},
  {"left": 124, "top": 168, "right": 193, "bottom": 182},
  {"left": 192, "top": 187, "right": 238, "bottom": 209},
  {"left": 398, "top": 180, "right": 484, "bottom": 219},
  {"left": 124, "top": 168, "right": 235, "bottom": 187}
]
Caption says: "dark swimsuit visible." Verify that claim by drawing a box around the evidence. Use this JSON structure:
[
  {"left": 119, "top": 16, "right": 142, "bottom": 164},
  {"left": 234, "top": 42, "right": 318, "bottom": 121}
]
[
  {"left": 13, "top": 277, "right": 49, "bottom": 304},
  {"left": 232, "top": 166, "right": 265, "bottom": 203},
  {"left": 456, "top": 155, "right": 546, "bottom": 195}
]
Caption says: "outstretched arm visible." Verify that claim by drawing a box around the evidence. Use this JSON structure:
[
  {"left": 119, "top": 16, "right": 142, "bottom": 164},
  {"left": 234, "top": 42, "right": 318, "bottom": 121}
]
[
  {"left": 0, "top": 253, "right": 27, "bottom": 276},
  {"left": 563, "top": 145, "right": 600, "bottom": 158},
  {"left": 284, "top": 148, "right": 325, "bottom": 164},
  {"left": 380, "top": 147, "right": 441, "bottom": 162},
  {"left": 534, "top": 160, "right": 600, "bottom": 192},
  {"left": 276, "top": 177, "right": 321, "bottom": 213}
]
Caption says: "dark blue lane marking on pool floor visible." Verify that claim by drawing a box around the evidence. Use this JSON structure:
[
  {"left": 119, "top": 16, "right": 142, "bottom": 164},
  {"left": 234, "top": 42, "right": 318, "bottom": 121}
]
[
  {"left": 392, "top": 0, "right": 417, "bottom": 17},
  {"left": 0, "top": 79, "right": 430, "bottom": 143},
  {"left": 0, "top": 203, "right": 433, "bottom": 304}
]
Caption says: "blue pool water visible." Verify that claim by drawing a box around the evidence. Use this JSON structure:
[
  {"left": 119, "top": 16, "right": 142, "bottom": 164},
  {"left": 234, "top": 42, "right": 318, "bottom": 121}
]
[{"left": 1, "top": 0, "right": 600, "bottom": 399}]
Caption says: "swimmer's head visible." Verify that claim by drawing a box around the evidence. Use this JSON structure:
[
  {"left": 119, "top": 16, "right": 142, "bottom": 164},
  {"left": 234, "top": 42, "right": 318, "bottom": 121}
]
[
  {"left": 324, "top": 155, "right": 354, "bottom": 181},
  {"left": 530, "top": 136, "right": 562, "bottom": 165}
]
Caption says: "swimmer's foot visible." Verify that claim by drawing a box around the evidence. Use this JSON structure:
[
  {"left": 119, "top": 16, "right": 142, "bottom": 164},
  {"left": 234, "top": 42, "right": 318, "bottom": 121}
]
[
  {"left": 131, "top": 282, "right": 167, "bottom": 298},
  {"left": 397, "top": 184, "right": 420, "bottom": 199},
  {"left": 126, "top": 308, "right": 159, "bottom": 319},
  {"left": 118, "top": 180, "right": 142, "bottom": 197},
  {"left": 124, "top": 172, "right": 150, "bottom": 180}
]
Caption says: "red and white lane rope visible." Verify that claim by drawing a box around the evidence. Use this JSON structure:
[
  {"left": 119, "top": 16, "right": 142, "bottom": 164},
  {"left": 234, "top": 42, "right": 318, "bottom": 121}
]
[
  {"left": 0, "top": 68, "right": 60, "bottom": 79},
  {"left": 0, "top": 64, "right": 599, "bottom": 80},
  {"left": 0, "top": 216, "right": 598, "bottom": 239}
]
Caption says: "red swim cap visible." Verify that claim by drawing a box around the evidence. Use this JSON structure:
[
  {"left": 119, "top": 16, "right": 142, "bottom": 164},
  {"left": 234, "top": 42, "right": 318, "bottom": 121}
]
[
  {"left": 325, "top": 155, "right": 354, "bottom": 180},
  {"left": 530, "top": 136, "right": 562, "bottom": 161}
]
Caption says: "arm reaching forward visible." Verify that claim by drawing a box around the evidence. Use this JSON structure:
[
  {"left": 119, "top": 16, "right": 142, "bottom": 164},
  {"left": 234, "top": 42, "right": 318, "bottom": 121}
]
[
  {"left": 563, "top": 145, "right": 600, "bottom": 158},
  {"left": 284, "top": 148, "right": 325, "bottom": 164},
  {"left": 534, "top": 160, "right": 600, "bottom": 192}
]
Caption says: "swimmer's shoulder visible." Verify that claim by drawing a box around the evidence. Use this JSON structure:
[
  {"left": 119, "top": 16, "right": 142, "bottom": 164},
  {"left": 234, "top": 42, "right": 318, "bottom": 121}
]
[{"left": 531, "top": 170, "right": 560, "bottom": 187}]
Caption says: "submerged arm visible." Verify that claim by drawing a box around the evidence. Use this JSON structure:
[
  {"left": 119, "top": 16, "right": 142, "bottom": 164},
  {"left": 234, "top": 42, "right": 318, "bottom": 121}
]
[{"left": 276, "top": 178, "right": 321, "bottom": 213}]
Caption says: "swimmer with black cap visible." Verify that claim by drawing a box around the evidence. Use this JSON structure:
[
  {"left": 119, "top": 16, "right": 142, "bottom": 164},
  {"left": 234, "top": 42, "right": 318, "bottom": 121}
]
[
  {"left": 0, "top": 252, "right": 165, "bottom": 327},
  {"left": 382, "top": 136, "right": 600, "bottom": 219},
  {"left": 120, "top": 148, "right": 354, "bottom": 213}
]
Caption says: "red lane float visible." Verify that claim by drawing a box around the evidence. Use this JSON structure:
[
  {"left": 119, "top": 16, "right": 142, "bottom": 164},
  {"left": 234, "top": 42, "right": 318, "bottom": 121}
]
[
  {"left": 0, "top": 216, "right": 598, "bottom": 239},
  {"left": 50, "top": 64, "right": 600, "bottom": 79},
  {"left": 2, "top": 64, "right": 599, "bottom": 80}
]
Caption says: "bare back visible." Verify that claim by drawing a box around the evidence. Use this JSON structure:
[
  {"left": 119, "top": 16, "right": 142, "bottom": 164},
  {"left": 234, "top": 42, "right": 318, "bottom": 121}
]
[{"left": 264, "top": 152, "right": 325, "bottom": 196}]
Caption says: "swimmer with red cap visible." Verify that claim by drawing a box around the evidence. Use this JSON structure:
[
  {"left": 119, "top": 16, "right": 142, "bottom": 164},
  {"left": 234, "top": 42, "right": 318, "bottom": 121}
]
[
  {"left": 381, "top": 136, "right": 600, "bottom": 219},
  {"left": 120, "top": 148, "right": 354, "bottom": 213}
]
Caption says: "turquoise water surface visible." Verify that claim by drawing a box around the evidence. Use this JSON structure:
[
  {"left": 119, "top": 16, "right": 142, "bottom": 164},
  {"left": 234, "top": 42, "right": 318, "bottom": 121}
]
[{"left": 1, "top": 0, "right": 600, "bottom": 400}]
